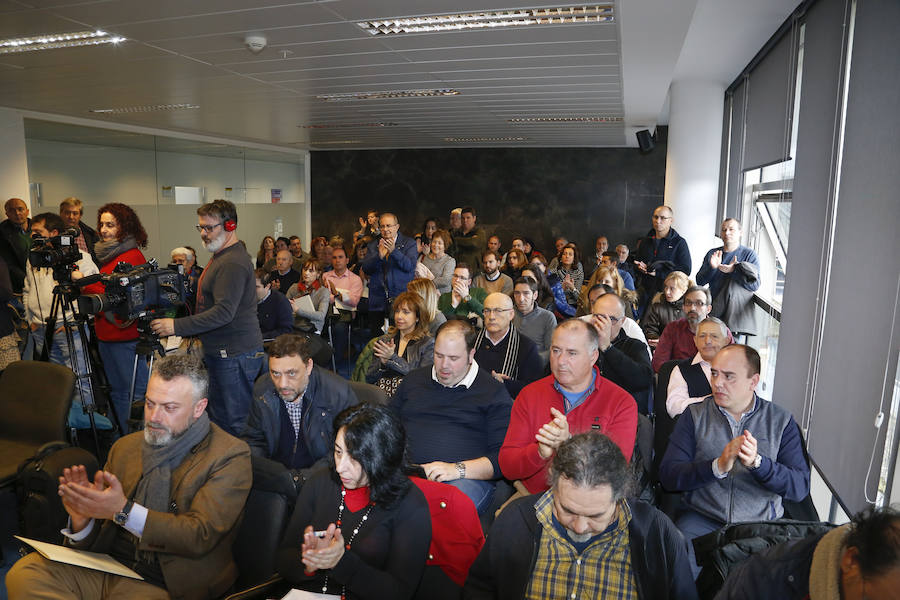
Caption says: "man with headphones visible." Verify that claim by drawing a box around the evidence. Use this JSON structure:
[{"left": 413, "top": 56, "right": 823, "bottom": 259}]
[{"left": 151, "top": 199, "right": 265, "bottom": 436}]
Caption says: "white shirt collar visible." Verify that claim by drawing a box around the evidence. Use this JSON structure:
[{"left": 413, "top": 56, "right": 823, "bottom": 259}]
[{"left": 431, "top": 359, "right": 480, "bottom": 389}]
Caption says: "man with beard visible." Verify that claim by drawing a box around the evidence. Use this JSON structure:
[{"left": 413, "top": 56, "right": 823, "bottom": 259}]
[
  {"left": 651, "top": 286, "right": 733, "bottom": 372},
  {"left": 474, "top": 250, "right": 514, "bottom": 295},
  {"left": 151, "top": 199, "right": 264, "bottom": 436},
  {"left": 241, "top": 334, "right": 356, "bottom": 485},
  {"left": 6, "top": 355, "right": 252, "bottom": 600}
]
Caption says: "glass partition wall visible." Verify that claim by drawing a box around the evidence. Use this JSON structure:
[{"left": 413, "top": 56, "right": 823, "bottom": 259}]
[{"left": 24, "top": 119, "right": 307, "bottom": 269}]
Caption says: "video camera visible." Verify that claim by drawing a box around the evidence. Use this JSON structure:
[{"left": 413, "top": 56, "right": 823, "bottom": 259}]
[
  {"left": 29, "top": 228, "right": 82, "bottom": 275},
  {"left": 77, "top": 259, "right": 187, "bottom": 321}
]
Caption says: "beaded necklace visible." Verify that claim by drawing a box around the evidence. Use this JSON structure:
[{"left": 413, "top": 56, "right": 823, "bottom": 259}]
[{"left": 321, "top": 486, "right": 375, "bottom": 600}]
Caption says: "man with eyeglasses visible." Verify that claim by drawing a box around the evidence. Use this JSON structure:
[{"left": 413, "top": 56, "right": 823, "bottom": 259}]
[
  {"left": 438, "top": 264, "right": 488, "bottom": 321},
  {"left": 589, "top": 292, "right": 653, "bottom": 415},
  {"left": 651, "top": 286, "right": 733, "bottom": 372},
  {"left": 361, "top": 212, "right": 418, "bottom": 333},
  {"left": 151, "top": 199, "right": 264, "bottom": 436},
  {"left": 474, "top": 292, "right": 543, "bottom": 398},
  {"left": 633, "top": 205, "right": 691, "bottom": 317},
  {"left": 241, "top": 333, "right": 356, "bottom": 490}
]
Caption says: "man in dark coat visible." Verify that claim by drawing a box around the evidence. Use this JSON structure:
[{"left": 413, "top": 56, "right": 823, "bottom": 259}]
[{"left": 633, "top": 205, "right": 691, "bottom": 316}]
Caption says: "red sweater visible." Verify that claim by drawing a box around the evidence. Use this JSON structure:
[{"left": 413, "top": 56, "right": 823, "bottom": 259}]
[
  {"left": 499, "top": 367, "right": 637, "bottom": 494},
  {"left": 82, "top": 247, "right": 146, "bottom": 342}
]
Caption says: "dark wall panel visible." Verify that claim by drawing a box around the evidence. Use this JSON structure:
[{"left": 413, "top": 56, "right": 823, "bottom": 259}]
[{"left": 310, "top": 144, "right": 667, "bottom": 258}]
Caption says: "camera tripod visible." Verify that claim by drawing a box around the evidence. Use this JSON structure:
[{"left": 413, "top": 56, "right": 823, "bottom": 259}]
[
  {"left": 40, "top": 277, "right": 119, "bottom": 458},
  {"left": 127, "top": 314, "right": 169, "bottom": 410}
]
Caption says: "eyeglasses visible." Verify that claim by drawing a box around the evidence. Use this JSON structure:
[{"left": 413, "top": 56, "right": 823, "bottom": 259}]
[
  {"left": 592, "top": 313, "right": 622, "bottom": 324},
  {"left": 483, "top": 308, "right": 513, "bottom": 315},
  {"left": 683, "top": 300, "right": 708, "bottom": 308},
  {"left": 195, "top": 222, "right": 223, "bottom": 233}
]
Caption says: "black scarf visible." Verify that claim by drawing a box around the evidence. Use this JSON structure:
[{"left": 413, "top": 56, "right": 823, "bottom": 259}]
[{"left": 474, "top": 324, "right": 521, "bottom": 379}]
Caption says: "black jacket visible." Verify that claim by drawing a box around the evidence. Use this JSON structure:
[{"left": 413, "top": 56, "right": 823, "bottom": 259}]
[
  {"left": 464, "top": 495, "right": 698, "bottom": 600},
  {"left": 598, "top": 329, "right": 653, "bottom": 414},
  {"left": 78, "top": 221, "right": 101, "bottom": 261},
  {"left": 633, "top": 227, "right": 691, "bottom": 306},
  {"left": 241, "top": 366, "right": 358, "bottom": 466},
  {"left": 0, "top": 218, "right": 29, "bottom": 293}
]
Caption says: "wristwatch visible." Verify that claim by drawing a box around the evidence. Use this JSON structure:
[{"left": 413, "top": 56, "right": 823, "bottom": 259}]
[
  {"left": 455, "top": 461, "right": 466, "bottom": 480},
  {"left": 114, "top": 500, "right": 134, "bottom": 526},
  {"left": 749, "top": 454, "right": 762, "bottom": 470}
]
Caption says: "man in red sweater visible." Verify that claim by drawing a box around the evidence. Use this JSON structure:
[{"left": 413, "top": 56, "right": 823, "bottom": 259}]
[{"left": 499, "top": 319, "right": 638, "bottom": 494}]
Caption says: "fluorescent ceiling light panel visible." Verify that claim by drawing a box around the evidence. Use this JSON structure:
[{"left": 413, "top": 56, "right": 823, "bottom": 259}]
[
  {"left": 308, "top": 140, "right": 364, "bottom": 145},
  {"left": 89, "top": 104, "right": 199, "bottom": 114},
  {"left": 507, "top": 116, "right": 623, "bottom": 123},
  {"left": 444, "top": 137, "right": 528, "bottom": 142},
  {"left": 0, "top": 30, "right": 126, "bottom": 54},
  {"left": 358, "top": 5, "right": 613, "bottom": 35},
  {"left": 317, "top": 89, "right": 459, "bottom": 101},
  {"left": 299, "top": 122, "right": 397, "bottom": 128}
]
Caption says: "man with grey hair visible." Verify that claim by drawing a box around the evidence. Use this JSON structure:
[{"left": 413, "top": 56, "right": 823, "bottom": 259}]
[
  {"left": 666, "top": 316, "right": 731, "bottom": 417},
  {"left": 499, "top": 319, "right": 638, "bottom": 494},
  {"left": 6, "top": 354, "right": 252, "bottom": 599},
  {"left": 466, "top": 433, "right": 697, "bottom": 599},
  {"left": 60, "top": 196, "right": 99, "bottom": 257}
]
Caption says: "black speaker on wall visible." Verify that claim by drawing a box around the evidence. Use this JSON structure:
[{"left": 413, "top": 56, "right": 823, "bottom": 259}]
[{"left": 636, "top": 129, "right": 655, "bottom": 153}]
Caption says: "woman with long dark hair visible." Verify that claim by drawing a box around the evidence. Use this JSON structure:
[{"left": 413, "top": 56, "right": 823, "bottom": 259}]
[
  {"left": 276, "top": 403, "right": 431, "bottom": 600},
  {"left": 256, "top": 235, "right": 275, "bottom": 268},
  {"left": 82, "top": 202, "right": 149, "bottom": 433}
]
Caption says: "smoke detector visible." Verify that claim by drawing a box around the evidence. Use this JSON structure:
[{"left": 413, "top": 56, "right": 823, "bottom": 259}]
[{"left": 244, "top": 34, "right": 267, "bottom": 53}]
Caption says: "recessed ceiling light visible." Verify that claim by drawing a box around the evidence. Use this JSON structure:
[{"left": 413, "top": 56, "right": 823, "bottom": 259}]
[
  {"left": 358, "top": 5, "right": 613, "bottom": 35},
  {"left": 299, "top": 122, "right": 397, "bottom": 129},
  {"left": 444, "top": 136, "right": 528, "bottom": 142},
  {"left": 317, "top": 89, "right": 460, "bottom": 101},
  {"left": 0, "top": 30, "right": 126, "bottom": 54},
  {"left": 89, "top": 104, "right": 199, "bottom": 114},
  {"left": 507, "top": 116, "right": 623, "bottom": 123}
]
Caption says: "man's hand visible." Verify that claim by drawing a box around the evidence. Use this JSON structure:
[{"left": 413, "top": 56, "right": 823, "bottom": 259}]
[
  {"left": 358, "top": 216, "right": 366, "bottom": 229},
  {"left": 452, "top": 279, "right": 470, "bottom": 300},
  {"left": 737, "top": 430, "right": 759, "bottom": 468},
  {"left": 718, "top": 256, "right": 737, "bottom": 274},
  {"left": 422, "top": 461, "right": 461, "bottom": 482},
  {"left": 717, "top": 435, "right": 745, "bottom": 474},
  {"left": 536, "top": 407, "right": 570, "bottom": 459},
  {"left": 491, "top": 370, "right": 511, "bottom": 384},
  {"left": 270, "top": 278, "right": 281, "bottom": 291},
  {"left": 150, "top": 318, "right": 175, "bottom": 337},
  {"left": 709, "top": 250, "right": 722, "bottom": 270},
  {"left": 58, "top": 468, "right": 127, "bottom": 529},
  {"left": 634, "top": 260, "right": 648, "bottom": 274},
  {"left": 326, "top": 279, "right": 339, "bottom": 296},
  {"left": 378, "top": 237, "right": 395, "bottom": 259},
  {"left": 372, "top": 338, "right": 395, "bottom": 364},
  {"left": 591, "top": 314, "right": 612, "bottom": 351},
  {"left": 301, "top": 523, "right": 345, "bottom": 572}
]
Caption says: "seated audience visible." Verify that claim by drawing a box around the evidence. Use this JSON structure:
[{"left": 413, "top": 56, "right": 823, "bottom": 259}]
[
  {"left": 366, "top": 292, "right": 434, "bottom": 395},
  {"left": 589, "top": 292, "right": 653, "bottom": 415},
  {"left": 600, "top": 249, "right": 635, "bottom": 290},
  {"left": 552, "top": 243, "right": 584, "bottom": 311},
  {"left": 499, "top": 319, "right": 637, "bottom": 494},
  {"left": 546, "top": 236, "right": 569, "bottom": 272},
  {"left": 255, "top": 267, "right": 293, "bottom": 341},
  {"left": 390, "top": 320, "right": 513, "bottom": 514},
  {"left": 474, "top": 292, "right": 543, "bottom": 398},
  {"left": 474, "top": 250, "right": 513, "bottom": 295},
  {"left": 528, "top": 257, "right": 575, "bottom": 319},
  {"left": 666, "top": 316, "right": 730, "bottom": 418},
  {"left": 242, "top": 334, "right": 356, "bottom": 484},
  {"left": 262, "top": 237, "right": 300, "bottom": 272},
  {"left": 256, "top": 234, "right": 275, "bottom": 268},
  {"left": 512, "top": 276, "right": 557, "bottom": 365},
  {"left": 502, "top": 247, "right": 527, "bottom": 281},
  {"left": 270, "top": 249, "right": 301, "bottom": 293},
  {"left": 716, "top": 506, "right": 900, "bottom": 600},
  {"left": 286, "top": 259, "right": 330, "bottom": 334},
  {"left": 652, "top": 285, "right": 720, "bottom": 372},
  {"left": 641, "top": 270, "right": 690, "bottom": 345},
  {"left": 418, "top": 228, "right": 456, "bottom": 294},
  {"left": 519, "top": 265, "right": 555, "bottom": 313},
  {"left": 437, "top": 263, "right": 487, "bottom": 321},
  {"left": 275, "top": 403, "right": 431, "bottom": 600},
  {"left": 407, "top": 277, "right": 447, "bottom": 336},
  {"left": 579, "top": 263, "right": 637, "bottom": 317},
  {"left": 466, "top": 432, "right": 697, "bottom": 600},
  {"left": 616, "top": 243, "right": 634, "bottom": 278},
  {"left": 289, "top": 234, "right": 310, "bottom": 264},
  {"left": 659, "top": 345, "right": 810, "bottom": 576},
  {"left": 583, "top": 283, "right": 652, "bottom": 353},
  {"left": 353, "top": 209, "right": 380, "bottom": 243},
  {"left": 6, "top": 355, "right": 252, "bottom": 600}
]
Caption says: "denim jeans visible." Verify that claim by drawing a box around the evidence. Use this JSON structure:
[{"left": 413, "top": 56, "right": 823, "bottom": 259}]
[
  {"left": 204, "top": 348, "right": 265, "bottom": 436},
  {"left": 33, "top": 325, "right": 113, "bottom": 431},
  {"left": 447, "top": 479, "right": 497, "bottom": 515},
  {"left": 327, "top": 320, "right": 351, "bottom": 378},
  {"left": 674, "top": 507, "right": 724, "bottom": 579},
  {"left": 98, "top": 339, "right": 148, "bottom": 434}
]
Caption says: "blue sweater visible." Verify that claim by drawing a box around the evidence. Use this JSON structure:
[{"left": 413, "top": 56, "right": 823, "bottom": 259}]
[
  {"left": 696, "top": 244, "right": 761, "bottom": 299},
  {"left": 389, "top": 365, "right": 513, "bottom": 477}
]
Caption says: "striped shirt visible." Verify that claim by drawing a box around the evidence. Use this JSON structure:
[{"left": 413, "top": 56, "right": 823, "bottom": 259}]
[{"left": 525, "top": 491, "right": 637, "bottom": 600}]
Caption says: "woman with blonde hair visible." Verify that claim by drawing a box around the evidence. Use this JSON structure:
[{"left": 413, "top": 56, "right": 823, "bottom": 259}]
[
  {"left": 407, "top": 277, "right": 447, "bottom": 336},
  {"left": 365, "top": 292, "right": 434, "bottom": 396},
  {"left": 640, "top": 270, "right": 691, "bottom": 344},
  {"left": 581, "top": 264, "right": 638, "bottom": 313}
]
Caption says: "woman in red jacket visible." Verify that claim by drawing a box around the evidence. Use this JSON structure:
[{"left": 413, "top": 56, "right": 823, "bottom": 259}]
[{"left": 83, "top": 203, "right": 149, "bottom": 434}]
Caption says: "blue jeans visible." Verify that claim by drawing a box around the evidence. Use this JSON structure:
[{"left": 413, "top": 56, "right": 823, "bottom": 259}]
[
  {"left": 447, "top": 479, "right": 497, "bottom": 515},
  {"left": 33, "top": 325, "right": 113, "bottom": 431},
  {"left": 204, "top": 349, "right": 265, "bottom": 436},
  {"left": 327, "top": 320, "right": 351, "bottom": 378},
  {"left": 98, "top": 339, "right": 148, "bottom": 434},
  {"left": 674, "top": 508, "right": 724, "bottom": 579}
]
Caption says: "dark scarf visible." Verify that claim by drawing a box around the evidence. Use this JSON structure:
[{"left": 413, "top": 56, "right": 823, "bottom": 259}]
[
  {"left": 94, "top": 236, "right": 138, "bottom": 266},
  {"left": 474, "top": 324, "right": 521, "bottom": 379}
]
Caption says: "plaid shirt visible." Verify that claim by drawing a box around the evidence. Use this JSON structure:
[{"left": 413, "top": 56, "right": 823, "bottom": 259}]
[{"left": 525, "top": 491, "right": 637, "bottom": 600}]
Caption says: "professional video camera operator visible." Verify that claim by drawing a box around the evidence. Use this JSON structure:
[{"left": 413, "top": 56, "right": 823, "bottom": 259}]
[
  {"left": 151, "top": 200, "right": 264, "bottom": 436},
  {"left": 23, "top": 213, "right": 112, "bottom": 430}
]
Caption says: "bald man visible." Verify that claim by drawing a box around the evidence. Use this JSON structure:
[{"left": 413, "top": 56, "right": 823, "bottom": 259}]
[
  {"left": 0, "top": 197, "right": 31, "bottom": 293},
  {"left": 474, "top": 292, "right": 543, "bottom": 397}
]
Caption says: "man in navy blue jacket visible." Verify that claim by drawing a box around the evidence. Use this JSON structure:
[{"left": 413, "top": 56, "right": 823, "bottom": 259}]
[
  {"left": 660, "top": 344, "right": 809, "bottom": 576},
  {"left": 633, "top": 205, "right": 691, "bottom": 316},
  {"left": 361, "top": 212, "right": 418, "bottom": 332}
]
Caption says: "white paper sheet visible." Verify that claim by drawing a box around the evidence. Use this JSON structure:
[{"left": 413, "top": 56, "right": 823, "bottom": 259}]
[
  {"left": 15, "top": 535, "right": 143, "bottom": 580},
  {"left": 280, "top": 589, "right": 334, "bottom": 599}
]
